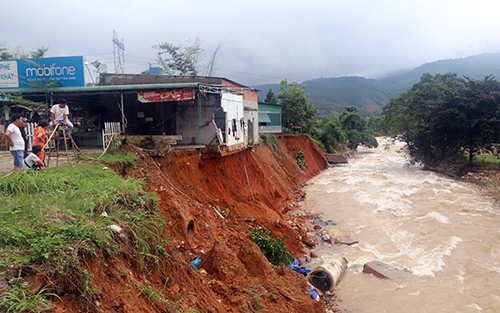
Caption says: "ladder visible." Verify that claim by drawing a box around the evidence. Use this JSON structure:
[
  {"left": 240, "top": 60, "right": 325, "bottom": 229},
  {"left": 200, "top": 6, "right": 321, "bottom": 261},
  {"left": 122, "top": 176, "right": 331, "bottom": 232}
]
[{"left": 46, "top": 127, "right": 79, "bottom": 168}]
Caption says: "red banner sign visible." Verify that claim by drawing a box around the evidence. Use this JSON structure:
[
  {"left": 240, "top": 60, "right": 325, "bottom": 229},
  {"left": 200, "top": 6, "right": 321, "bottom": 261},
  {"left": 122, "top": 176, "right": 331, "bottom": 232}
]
[{"left": 138, "top": 87, "right": 195, "bottom": 102}]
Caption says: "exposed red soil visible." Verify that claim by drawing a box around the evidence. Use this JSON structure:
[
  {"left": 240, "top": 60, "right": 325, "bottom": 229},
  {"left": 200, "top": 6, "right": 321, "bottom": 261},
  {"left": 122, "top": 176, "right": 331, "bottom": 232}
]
[{"left": 48, "top": 134, "right": 341, "bottom": 312}]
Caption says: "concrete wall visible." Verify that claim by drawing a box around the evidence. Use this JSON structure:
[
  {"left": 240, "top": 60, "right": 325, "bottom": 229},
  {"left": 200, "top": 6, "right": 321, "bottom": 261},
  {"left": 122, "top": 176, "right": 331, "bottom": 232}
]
[
  {"left": 244, "top": 103, "right": 258, "bottom": 145},
  {"left": 175, "top": 93, "right": 220, "bottom": 146},
  {"left": 221, "top": 79, "right": 259, "bottom": 146},
  {"left": 221, "top": 93, "right": 244, "bottom": 147}
]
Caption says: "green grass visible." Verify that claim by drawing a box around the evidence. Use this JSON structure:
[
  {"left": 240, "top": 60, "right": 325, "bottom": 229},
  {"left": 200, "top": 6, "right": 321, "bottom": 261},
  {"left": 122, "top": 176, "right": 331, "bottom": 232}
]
[
  {"left": 473, "top": 155, "right": 500, "bottom": 167},
  {"left": 83, "top": 150, "right": 138, "bottom": 163},
  {"left": 259, "top": 134, "right": 278, "bottom": 149},
  {"left": 0, "top": 278, "right": 61, "bottom": 313},
  {"left": 0, "top": 162, "right": 167, "bottom": 298}
]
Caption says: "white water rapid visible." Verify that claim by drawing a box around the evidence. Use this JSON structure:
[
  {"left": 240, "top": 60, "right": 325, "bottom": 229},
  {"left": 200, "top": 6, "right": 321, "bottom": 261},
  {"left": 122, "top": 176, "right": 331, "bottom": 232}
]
[{"left": 305, "top": 138, "right": 500, "bottom": 313}]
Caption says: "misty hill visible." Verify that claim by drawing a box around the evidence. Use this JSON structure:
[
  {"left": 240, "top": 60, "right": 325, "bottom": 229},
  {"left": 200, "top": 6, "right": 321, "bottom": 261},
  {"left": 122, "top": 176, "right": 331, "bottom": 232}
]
[
  {"left": 378, "top": 53, "right": 500, "bottom": 98},
  {"left": 255, "top": 77, "right": 390, "bottom": 117},
  {"left": 255, "top": 53, "right": 500, "bottom": 117},
  {"left": 302, "top": 76, "right": 390, "bottom": 116}
]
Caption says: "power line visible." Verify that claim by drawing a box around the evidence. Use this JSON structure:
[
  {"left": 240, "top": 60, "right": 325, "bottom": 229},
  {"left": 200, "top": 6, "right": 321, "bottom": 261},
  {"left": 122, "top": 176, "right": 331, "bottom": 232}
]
[{"left": 127, "top": 54, "right": 156, "bottom": 62}]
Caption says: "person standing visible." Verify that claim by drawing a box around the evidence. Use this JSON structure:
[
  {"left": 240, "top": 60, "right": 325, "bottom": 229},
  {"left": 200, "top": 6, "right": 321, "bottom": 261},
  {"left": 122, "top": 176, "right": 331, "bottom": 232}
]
[
  {"left": 32, "top": 120, "right": 50, "bottom": 165},
  {"left": 5, "top": 114, "right": 25, "bottom": 172},
  {"left": 19, "top": 117, "right": 29, "bottom": 158},
  {"left": 49, "top": 99, "right": 73, "bottom": 137}
]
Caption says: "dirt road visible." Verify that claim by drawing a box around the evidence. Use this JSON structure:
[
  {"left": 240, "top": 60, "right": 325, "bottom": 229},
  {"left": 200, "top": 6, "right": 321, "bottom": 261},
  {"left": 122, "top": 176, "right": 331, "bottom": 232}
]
[{"left": 0, "top": 148, "right": 103, "bottom": 174}]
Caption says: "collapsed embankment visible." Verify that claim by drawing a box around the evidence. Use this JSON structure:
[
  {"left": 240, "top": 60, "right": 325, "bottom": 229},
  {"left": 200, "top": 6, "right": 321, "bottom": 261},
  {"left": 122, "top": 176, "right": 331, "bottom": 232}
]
[{"left": 54, "top": 134, "right": 335, "bottom": 312}]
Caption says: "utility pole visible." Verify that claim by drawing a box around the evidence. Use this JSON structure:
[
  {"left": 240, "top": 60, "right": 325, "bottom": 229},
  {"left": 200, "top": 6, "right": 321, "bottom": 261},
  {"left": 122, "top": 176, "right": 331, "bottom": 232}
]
[{"left": 112, "top": 30, "right": 125, "bottom": 73}]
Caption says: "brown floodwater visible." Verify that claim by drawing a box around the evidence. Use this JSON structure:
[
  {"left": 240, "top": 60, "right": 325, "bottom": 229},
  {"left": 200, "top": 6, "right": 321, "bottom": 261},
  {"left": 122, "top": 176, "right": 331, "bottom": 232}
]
[{"left": 305, "top": 138, "right": 500, "bottom": 313}]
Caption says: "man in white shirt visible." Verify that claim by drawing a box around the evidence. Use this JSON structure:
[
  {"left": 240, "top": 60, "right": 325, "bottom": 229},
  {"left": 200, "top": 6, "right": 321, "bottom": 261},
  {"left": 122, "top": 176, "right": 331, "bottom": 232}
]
[
  {"left": 5, "top": 113, "right": 25, "bottom": 172},
  {"left": 49, "top": 99, "right": 74, "bottom": 137}
]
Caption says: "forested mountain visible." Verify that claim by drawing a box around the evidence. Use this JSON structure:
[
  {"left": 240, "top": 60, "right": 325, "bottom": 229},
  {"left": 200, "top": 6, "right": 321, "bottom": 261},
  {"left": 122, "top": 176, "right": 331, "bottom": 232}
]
[
  {"left": 302, "top": 76, "right": 390, "bottom": 117},
  {"left": 254, "top": 53, "right": 500, "bottom": 117},
  {"left": 378, "top": 53, "right": 500, "bottom": 98},
  {"left": 255, "top": 77, "right": 390, "bottom": 117}
]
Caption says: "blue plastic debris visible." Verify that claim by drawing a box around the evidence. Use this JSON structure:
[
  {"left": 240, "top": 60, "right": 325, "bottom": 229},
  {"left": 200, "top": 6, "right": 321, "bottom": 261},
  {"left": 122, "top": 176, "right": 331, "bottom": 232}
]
[
  {"left": 289, "top": 259, "right": 311, "bottom": 275},
  {"left": 191, "top": 257, "right": 201, "bottom": 271},
  {"left": 308, "top": 288, "right": 320, "bottom": 301}
]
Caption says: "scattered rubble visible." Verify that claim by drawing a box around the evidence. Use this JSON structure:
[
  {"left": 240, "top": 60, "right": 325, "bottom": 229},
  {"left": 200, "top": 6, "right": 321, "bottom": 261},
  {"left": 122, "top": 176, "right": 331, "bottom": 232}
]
[{"left": 321, "top": 229, "right": 359, "bottom": 245}]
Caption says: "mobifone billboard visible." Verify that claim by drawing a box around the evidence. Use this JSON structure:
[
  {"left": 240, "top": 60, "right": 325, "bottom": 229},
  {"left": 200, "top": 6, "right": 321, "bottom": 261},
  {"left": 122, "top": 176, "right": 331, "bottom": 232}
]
[{"left": 0, "top": 56, "right": 85, "bottom": 89}]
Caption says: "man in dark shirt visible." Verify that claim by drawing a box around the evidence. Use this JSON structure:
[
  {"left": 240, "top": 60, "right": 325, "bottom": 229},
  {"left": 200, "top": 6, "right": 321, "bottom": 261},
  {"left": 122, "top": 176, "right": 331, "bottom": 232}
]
[{"left": 19, "top": 117, "right": 29, "bottom": 158}]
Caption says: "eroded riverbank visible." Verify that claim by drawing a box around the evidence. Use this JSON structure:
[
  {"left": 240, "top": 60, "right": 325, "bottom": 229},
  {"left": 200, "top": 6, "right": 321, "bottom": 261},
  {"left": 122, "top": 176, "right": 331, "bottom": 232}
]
[{"left": 1, "top": 134, "right": 341, "bottom": 313}]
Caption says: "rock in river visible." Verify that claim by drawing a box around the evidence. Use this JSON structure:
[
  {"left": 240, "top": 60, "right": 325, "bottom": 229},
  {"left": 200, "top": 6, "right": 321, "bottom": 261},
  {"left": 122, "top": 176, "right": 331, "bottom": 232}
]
[
  {"left": 322, "top": 228, "right": 358, "bottom": 245},
  {"left": 363, "top": 261, "right": 414, "bottom": 280}
]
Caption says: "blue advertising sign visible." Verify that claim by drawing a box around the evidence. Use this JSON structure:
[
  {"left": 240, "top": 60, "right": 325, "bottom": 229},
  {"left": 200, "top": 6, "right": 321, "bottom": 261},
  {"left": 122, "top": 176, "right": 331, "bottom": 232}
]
[{"left": 0, "top": 56, "right": 85, "bottom": 89}]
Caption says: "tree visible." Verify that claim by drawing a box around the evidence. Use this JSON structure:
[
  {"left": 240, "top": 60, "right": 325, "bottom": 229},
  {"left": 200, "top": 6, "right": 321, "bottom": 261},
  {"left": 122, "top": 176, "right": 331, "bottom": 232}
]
[
  {"left": 310, "top": 114, "right": 347, "bottom": 152},
  {"left": 277, "top": 79, "right": 318, "bottom": 133},
  {"left": 29, "top": 47, "right": 49, "bottom": 59},
  {"left": 0, "top": 93, "right": 45, "bottom": 113},
  {"left": 0, "top": 44, "right": 48, "bottom": 60},
  {"left": 339, "top": 106, "right": 378, "bottom": 150},
  {"left": 264, "top": 88, "right": 278, "bottom": 104},
  {"left": 91, "top": 60, "right": 101, "bottom": 70},
  {"left": 366, "top": 116, "right": 386, "bottom": 135},
  {"left": 205, "top": 40, "right": 226, "bottom": 76},
  {"left": 0, "top": 44, "right": 14, "bottom": 60},
  {"left": 340, "top": 106, "right": 363, "bottom": 131},
  {"left": 153, "top": 38, "right": 204, "bottom": 75},
  {"left": 429, "top": 76, "right": 500, "bottom": 164},
  {"left": 381, "top": 73, "right": 464, "bottom": 165}
]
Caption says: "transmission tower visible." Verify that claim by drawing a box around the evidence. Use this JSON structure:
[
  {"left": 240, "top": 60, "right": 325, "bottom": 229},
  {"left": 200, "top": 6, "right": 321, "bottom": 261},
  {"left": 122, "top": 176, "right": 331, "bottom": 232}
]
[{"left": 112, "top": 30, "right": 125, "bottom": 73}]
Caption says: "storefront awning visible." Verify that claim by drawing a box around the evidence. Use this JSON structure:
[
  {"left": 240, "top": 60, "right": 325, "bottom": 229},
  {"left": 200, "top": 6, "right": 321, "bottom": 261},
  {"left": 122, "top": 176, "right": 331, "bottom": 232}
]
[{"left": 258, "top": 112, "right": 272, "bottom": 123}]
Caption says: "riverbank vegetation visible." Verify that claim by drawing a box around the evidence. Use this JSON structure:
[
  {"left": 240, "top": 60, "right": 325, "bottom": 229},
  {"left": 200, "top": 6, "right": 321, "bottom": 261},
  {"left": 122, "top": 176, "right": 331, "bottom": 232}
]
[
  {"left": 265, "top": 82, "right": 384, "bottom": 153},
  {"left": 0, "top": 163, "right": 167, "bottom": 311},
  {"left": 382, "top": 73, "right": 500, "bottom": 167}
]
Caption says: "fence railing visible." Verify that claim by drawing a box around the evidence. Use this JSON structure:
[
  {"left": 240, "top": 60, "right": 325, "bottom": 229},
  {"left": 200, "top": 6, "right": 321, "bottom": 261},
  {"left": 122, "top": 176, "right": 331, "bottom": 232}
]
[
  {"left": 258, "top": 125, "right": 282, "bottom": 133},
  {"left": 26, "top": 122, "right": 36, "bottom": 151},
  {"left": 102, "top": 122, "right": 121, "bottom": 150}
]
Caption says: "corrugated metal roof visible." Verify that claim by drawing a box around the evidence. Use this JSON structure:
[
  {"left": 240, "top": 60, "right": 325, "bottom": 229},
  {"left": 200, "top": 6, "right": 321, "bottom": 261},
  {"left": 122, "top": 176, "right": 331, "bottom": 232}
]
[
  {"left": 259, "top": 103, "right": 282, "bottom": 113},
  {"left": 0, "top": 83, "right": 201, "bottom": 95}
]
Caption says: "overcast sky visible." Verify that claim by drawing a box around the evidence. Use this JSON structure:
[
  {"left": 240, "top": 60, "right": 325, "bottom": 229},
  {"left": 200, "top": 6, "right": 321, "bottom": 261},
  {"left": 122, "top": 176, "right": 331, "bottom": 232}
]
[{"left": 3, "top": 0, "right": 500, "bottom": 86}]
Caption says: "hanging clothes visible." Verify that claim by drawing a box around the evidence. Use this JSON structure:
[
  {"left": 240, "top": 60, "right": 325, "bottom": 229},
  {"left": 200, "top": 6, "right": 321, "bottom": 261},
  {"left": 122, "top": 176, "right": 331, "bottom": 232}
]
[{"left": 232, "top": 119, "right": 237, "bottom": 132}]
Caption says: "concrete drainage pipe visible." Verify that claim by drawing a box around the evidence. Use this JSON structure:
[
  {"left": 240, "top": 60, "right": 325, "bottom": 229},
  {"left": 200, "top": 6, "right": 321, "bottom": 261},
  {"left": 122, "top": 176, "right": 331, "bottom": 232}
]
[{"left": 307, "top": 257, "right": 348, "bottom": 293}]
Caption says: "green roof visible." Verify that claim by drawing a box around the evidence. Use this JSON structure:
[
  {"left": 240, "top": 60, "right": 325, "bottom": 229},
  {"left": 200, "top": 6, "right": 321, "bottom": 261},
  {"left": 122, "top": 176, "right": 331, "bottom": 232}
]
[{"left": 258, "top": 102, "right": 282, "bottom": 113}]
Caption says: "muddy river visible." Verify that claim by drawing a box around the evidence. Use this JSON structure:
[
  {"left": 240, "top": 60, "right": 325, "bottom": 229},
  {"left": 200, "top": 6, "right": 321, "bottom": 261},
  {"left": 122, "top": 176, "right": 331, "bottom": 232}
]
[{"left": 305, "top": 138, "right": 500, "bottom": 312}]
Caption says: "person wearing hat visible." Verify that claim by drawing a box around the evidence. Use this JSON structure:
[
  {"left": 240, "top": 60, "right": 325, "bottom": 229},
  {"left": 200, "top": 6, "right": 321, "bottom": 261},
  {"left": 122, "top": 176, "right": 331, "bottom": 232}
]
[
  {"left": 4, "top": 113, "right": 25, "bottom": 172},
  {"left": 49, "top": 99, "right": 73, "bottom": 137}
]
